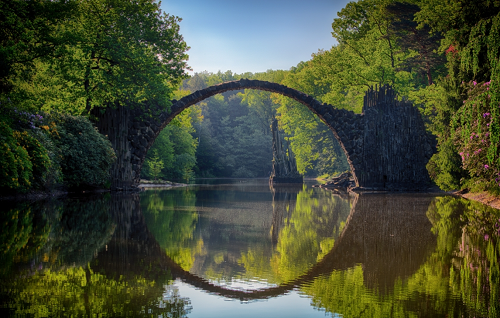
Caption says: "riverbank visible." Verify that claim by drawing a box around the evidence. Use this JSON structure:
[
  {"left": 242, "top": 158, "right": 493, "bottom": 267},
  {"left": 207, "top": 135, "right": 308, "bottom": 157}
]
[
  {"left": 316, "top": 174, "right": 500, "bottom": 211},
  {"left": 454, "top": 190, "right": 500, "bottom": 210}
]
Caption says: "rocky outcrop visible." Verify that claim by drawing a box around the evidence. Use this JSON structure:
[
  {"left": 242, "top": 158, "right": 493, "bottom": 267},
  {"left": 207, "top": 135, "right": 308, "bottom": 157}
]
[
  {"left": 269, "top": 117, "right": 302, "bottom": 183},
  {"left": 315, "top": 172, "right": 355, "bottom": 194}
]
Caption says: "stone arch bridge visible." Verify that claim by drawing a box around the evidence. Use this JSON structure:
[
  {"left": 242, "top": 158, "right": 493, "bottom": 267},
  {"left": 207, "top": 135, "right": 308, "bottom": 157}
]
[{"left": 93, "top": 79, "right": 435, "bottom": 190}]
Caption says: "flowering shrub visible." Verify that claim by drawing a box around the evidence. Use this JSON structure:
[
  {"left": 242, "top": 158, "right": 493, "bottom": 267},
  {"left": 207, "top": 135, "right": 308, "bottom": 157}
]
[
  {"left": 1, "top": 109, "right": 116, "bottom": 192},
  {"left": 453, "top": 80, "right": 500, "bottom": 191},
  {"left": 13, "top": 110, "right": 44, "bottom": 130}
]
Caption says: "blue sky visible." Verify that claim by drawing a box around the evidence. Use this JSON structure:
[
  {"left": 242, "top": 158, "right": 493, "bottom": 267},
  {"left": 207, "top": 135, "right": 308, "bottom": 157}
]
[{"left": 161, "top": 0, "right": 353, "bottom": 75}]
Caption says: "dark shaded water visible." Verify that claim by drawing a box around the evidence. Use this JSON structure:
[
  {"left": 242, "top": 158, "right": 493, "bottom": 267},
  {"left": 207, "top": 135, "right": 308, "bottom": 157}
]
[{"left": 1, "top": 179, "right": 500, "bottom": 317}]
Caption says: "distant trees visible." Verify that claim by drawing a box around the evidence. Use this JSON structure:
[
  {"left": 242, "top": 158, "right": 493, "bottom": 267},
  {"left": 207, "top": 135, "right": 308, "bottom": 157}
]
[
  {"left": 142, "top": 109, "right": 198, "bottom": 182},
  {"left": 141, "top": 69, "right": 351, "bottom": 181}
]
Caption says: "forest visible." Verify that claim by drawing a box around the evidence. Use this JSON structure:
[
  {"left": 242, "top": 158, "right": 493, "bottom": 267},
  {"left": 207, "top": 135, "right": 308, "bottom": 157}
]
[{"left": 1, "top": 0, "right": 500, "bottom": 194}]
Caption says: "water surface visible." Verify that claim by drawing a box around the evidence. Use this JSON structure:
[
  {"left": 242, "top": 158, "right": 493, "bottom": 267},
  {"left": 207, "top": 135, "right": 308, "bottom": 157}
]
[{"left": 1, "top": 179, "right": 499, "bottom": 317}]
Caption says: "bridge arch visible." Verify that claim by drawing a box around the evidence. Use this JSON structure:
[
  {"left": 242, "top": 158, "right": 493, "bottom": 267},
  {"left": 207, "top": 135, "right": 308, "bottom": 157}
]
[
  {"left": 110, "top": 80, "right": 434, "bottom": 190},
  {"left": 129, "top": 79, "right": 362, "bottom": 187}
]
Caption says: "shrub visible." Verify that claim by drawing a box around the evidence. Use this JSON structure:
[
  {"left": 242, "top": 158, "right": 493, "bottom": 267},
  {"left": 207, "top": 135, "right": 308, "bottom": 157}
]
[
  {"left": 0, "top": 121, "right": 32, "bottom": 191},
  {"left": 53, "top": 114, "right": 116, "bottom": 189},
  {"left": 426, "top": 138, "right": 464, "bottom": 191},
  {"left": 453, "top": 80, "right": 500, "bottom": 192},
  {"left": 13, "top": 130, "right": 50, "bottom": 189},
  {"left": 31, "top": 126, "right": 63, "bottom": 189}
]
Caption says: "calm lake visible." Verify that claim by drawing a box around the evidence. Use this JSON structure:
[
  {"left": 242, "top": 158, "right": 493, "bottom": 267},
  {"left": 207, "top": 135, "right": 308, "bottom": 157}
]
[{"left": 1, "top": 179, "right": 499, "bottom": 317}]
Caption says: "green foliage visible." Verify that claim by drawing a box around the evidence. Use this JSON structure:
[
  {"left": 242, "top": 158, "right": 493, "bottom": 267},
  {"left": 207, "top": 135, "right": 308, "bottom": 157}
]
[
  {"left": 31, "top": 126, "right": 63, "bottom": 189},
  {"left": 0, "top": 0, "right": 77, "bottom": 96},
  {"left": 52, "top": 114, "right": 116, "bottom": 189},
  {"left": 0, "top": 201, "right": 50, "bottom": 278},
  {"left": 143, "top": 108, "right": 198, "bottom": 182},
  {"left": 0, "top": 120, "right": 32, "bottom": 191},
  {"left": 426, "top": 138, "right": 464, "bottom": 190},
  {"left": 3, "top": 266, "right": 191, "bottom": 317},
  {"left": 147, "top": 150, "right": 164, "bottom": 182},
  {"left": 0, "top": 203, "right": 33, "bottom": 277},
  {"left": 1, "top": 0, "right": 190, "bottom": 119},
  {"left": 141, "top": 189, "right": 202, "bottom": 271},
  {"left": 180, "top": 74, "right": 275, "bottom": 178},
  {"left": 272, "top": 66, "right": 350, "bottom": 176},
  {"left": 11, "top": 0, "right": 190, "bottom": 114},
  {"left": 414, "top": 0, "right": 500, "bottom": 192},
  {"left": 13, "top": 130, "right": 50, "bottom": 189},
  {"left": 46, "top": 196, "right": 115, "bottom": 266},
  {"left": 0, "top": 0, "right": 190, "bottom": 191},
  {"left": 179, "top": 69, "right": 349, "bottom": 179},
  {"left": 269, "top": 188, "right": 350, "bottom": 282},
  {"left": 299, "top": 195, "right": 499, "bottom": 317}
]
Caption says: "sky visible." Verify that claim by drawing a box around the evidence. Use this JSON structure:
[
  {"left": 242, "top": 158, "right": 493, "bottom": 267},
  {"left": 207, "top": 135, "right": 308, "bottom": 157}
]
[{"left": 160, "top": 0, "right": 353, "bottom": 75}]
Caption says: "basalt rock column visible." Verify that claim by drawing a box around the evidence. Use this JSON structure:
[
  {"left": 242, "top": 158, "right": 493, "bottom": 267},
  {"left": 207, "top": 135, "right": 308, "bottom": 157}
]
[
  {"left": 356, "top": 85, "right": 436, "bottom": 190},
  {"left": 269, "top": 117, "right": 303, "bottom": 184},
  {"left": 91, "top": 105, "right": 135, "bottom": 190}
]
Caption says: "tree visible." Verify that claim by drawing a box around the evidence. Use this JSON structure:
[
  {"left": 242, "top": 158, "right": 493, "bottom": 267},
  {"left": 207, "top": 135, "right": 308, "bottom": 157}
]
[
  {"left": 414, "top": 0, "right": 500, "bottom": 192},
  {"left": 46, "top": 0, "right": 189, "bottom": 113},
  {"left": 0, "top": 0, "right": 77, "bottom": 98},
  {"left": 147, "top": 150, "right": 164, "bottom": 182},
  {"left": 386, "top": 2, "right": 445, "bottom": 86}
]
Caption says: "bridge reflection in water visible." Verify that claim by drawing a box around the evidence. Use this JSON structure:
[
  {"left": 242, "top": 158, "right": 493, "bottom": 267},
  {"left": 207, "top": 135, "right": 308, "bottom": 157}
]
[
  {"left": 4, "top": 183, "right": 499, "bottom": 317},
  {"left": 93, "top": 188, "right": 436, "bottom": 301}
]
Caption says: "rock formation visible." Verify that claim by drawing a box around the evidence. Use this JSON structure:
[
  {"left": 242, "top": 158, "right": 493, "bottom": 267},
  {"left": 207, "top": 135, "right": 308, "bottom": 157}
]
[{"left": 269, "top": 117, "right": 303, "bottom": 184}]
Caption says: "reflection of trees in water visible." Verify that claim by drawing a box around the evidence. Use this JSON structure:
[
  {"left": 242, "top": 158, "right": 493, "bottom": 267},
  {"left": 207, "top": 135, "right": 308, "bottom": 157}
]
[
  {"left": 139, "top": 184, "right": 353, "bottom": 285},
  {"left": 0, "top": 201, "right": 49, "bottom": 278},
  {"left": 240, "top": 185, "right": 351, "bottom": 284},
  {"left": 4, "top": 266, "right": 191, "bottom": 318},
  {"left": 48, "top": 195, "right": 115, "bottom": 267},
  {"left": 300, "top": 194, "right": 439, "bottom": 317},
  {"left": 0, "top": 194, "right": 192, "bottom": 318},
  {"left": 1, "top": 196, "right": 114, "bottom": 276},
  {"left": 270, "top": 185, "right": 351, "bottom": 283},
  {"left": 445, "top": 197, "right": 500, "bottom": 317},
  {"left": 6, "top": 191, "right": 496, "bottom": 317},
  {"left": 302, "top": 195, "right": 500, "bottom": 318},
  {"left": 141, "top": 189, "right": 203, "bottom": 271}
]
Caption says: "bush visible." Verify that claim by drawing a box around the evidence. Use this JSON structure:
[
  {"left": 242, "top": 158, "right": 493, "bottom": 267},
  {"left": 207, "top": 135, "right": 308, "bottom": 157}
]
[
  {"left": 426, "top": 138, "right": 465, "bottom": 191},
  {"left": 13, "top": 130, "right": 50, "bottom": 189},
  {"left": 53, "top": 114, "right": 115, "bottom": 189},
  {"left": 31, "top": 126, "right": 63, "bottom": 189},
  {"left": 453, "top": 80, "right": 500, "bottom": 192},
  {"left": 0, "top": 121, "right": 32, "bottom": 191}
]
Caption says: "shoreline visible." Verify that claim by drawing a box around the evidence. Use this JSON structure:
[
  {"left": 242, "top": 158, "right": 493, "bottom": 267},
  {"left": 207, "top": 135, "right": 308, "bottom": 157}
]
[
  {"left": 454, "top": 190, "right": 500, "bottom": 210},
  {"left": 2, "top": 179, "right": 499, "bottom": 211}
]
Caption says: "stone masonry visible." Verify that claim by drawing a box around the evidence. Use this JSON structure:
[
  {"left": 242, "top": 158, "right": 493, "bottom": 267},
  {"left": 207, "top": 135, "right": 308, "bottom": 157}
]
[{"left": 108, "top": 79, "right": 435, "bottom": 190}]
